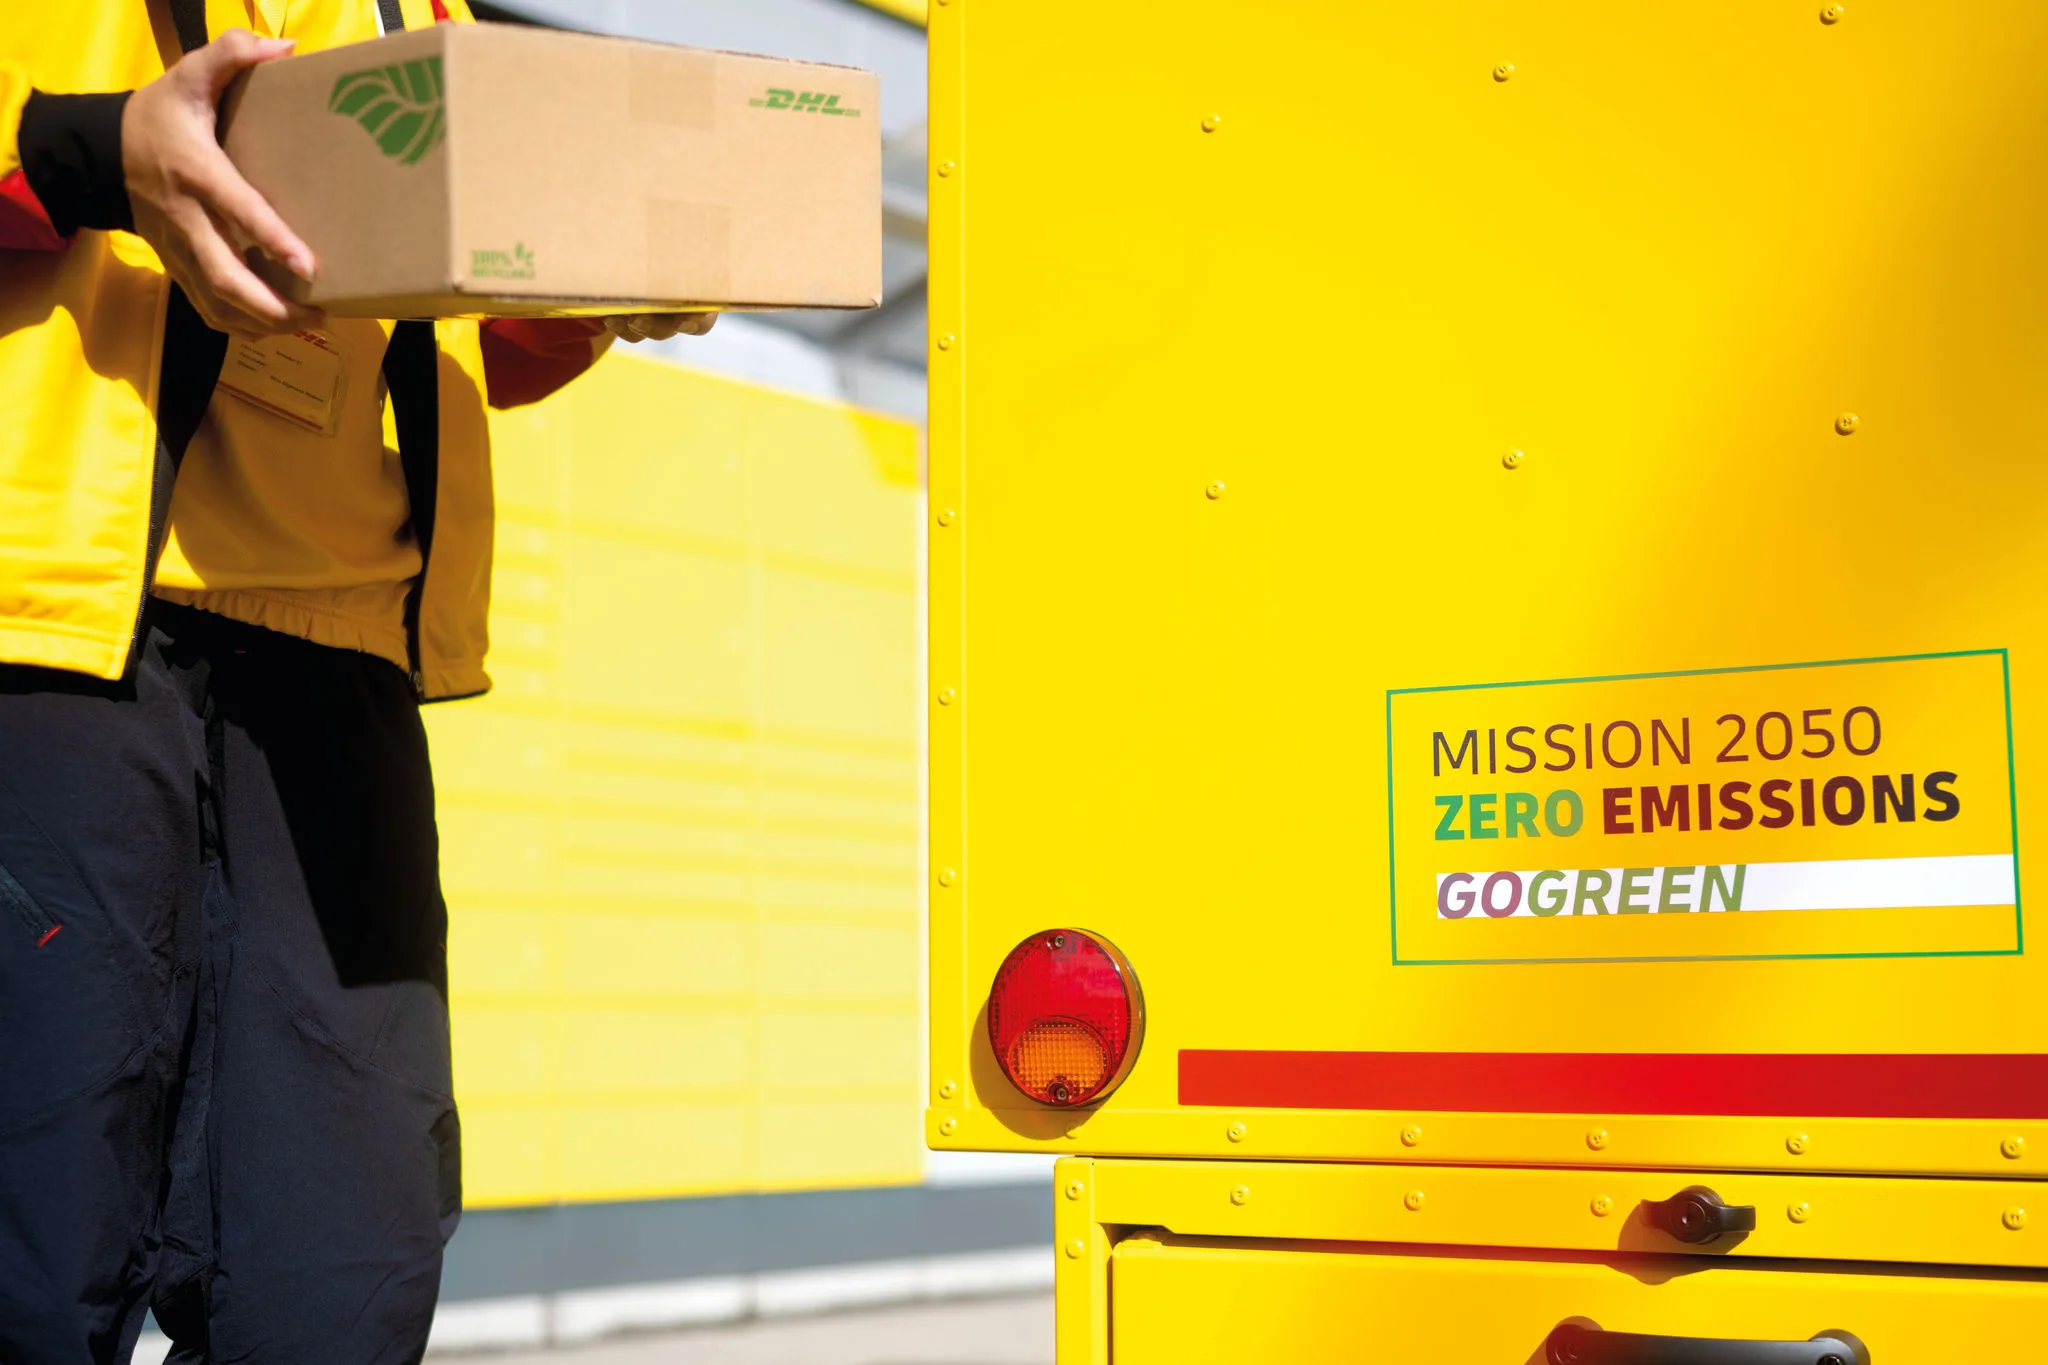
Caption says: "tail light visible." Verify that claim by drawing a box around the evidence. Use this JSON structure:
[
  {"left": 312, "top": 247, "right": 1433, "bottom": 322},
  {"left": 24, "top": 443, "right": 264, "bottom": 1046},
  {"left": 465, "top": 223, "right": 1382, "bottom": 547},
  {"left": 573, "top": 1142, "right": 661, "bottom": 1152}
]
[{"left": 987, "top": 929, "right": 1144, "bottom": 1108}]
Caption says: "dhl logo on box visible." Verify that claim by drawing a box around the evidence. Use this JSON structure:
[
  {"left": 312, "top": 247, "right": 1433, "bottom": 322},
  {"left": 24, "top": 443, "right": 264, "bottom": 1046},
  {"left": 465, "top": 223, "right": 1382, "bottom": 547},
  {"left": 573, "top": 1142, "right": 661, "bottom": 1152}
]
[{"left": 1387, "top": 651, "right": 2019, "bottom": 966}]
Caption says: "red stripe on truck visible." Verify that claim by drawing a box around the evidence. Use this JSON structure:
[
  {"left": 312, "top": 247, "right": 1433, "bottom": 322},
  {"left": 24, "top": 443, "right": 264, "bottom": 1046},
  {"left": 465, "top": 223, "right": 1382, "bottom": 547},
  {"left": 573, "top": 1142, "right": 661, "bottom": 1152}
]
[{"left": 1178, "top": 1050, "right": 2048, "bottom": 1119}]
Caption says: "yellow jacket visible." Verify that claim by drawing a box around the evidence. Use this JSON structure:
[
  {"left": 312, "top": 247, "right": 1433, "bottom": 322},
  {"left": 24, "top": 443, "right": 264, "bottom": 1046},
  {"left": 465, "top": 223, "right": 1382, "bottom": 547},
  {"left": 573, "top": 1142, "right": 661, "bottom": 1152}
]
[{"left": 0, "top": 0, "right": 598, "bottom": 699}]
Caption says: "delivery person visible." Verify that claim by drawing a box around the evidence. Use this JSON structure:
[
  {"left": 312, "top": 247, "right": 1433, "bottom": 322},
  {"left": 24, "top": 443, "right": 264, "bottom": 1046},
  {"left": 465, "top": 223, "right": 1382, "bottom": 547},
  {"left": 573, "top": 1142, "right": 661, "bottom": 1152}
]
[{"left": 0, "top": 3, "right": 711, "bottom": 1360}]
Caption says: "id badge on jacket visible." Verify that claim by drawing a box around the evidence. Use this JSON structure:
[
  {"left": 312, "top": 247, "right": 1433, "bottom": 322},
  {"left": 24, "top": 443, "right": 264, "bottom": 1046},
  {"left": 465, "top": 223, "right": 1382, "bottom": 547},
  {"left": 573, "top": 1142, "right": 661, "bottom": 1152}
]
[{"left": 215, "top": 330, "right": 352, "bottom": 437}]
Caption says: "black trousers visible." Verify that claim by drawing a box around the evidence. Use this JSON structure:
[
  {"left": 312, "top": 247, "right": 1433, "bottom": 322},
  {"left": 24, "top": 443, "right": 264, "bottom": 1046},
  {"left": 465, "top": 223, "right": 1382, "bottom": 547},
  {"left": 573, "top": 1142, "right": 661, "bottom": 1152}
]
[{"left": 0, "top": 601, "right": 459, "bottom": 1364}]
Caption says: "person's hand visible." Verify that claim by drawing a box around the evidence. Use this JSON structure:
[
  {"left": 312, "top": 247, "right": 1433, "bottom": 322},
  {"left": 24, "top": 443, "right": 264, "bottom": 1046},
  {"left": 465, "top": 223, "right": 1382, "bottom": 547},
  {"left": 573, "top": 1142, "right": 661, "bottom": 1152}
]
[
  {"left": 123, "top": 30, "right": 324, "bottom": 338},
  {"left": 604, "top": 313, "right": 718, "bottom": 343}
]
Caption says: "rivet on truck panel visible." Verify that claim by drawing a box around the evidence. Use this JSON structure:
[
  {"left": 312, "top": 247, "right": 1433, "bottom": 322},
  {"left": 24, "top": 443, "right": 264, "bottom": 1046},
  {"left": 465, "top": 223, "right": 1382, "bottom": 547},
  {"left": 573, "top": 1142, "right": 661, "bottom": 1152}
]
[
  {"left": 1400, "top": 1124, "right": 1422, "bottom": 1147},
  {"left": 1493, "top": 62, "right": 1514, "bottom": 82},
  {"left": 2003, "top": 1135, "right": 2026, "bottom": 1159},
  {"left": 938, "top": 1080, "right": 957, "bottom": 1099},
  {"left": 1065, "top": 1180, "right": 1085, "bottom": 1201},
  {"left": 1789, "top": 1201, "right": 1812, "bottom": 1224},
  {"left": 1787, "top": 1132, "right": 1810, "bottom": 1155},
  {"left": 1206, "top": 481, "right": 1226, "bottom": 500},
  {"left": 1226, "top": 1121, "right": 1247, "bottom": 1143},
  {"left": 1835, "top": 412, "right": 1860, "bottom": 435},
  {"left": 2005, "top": 1207, "right": 2028, "bottom": 1231},
  {"left": 936, "top": 333, "right": 956, "bottom": 351},
  {"left": 937, "top": 687, "right": 956, "bottom": 705},
  {"left": 1821, "top": 4, "right": 1846, "bottom": 23},
  {"left": 1064, "top": 1239, "right": 1085, "bottom": 1259},
  {"left": 939, "top": 1117, "right": 958, "bottom": 1136},
  {"left": 1585, "top": 1128, "right": 1609, "bottom": 1151},
  {"left": 1590, "top": 1195, "right": 1614, "bottom": 1217},
  {"left": 1231, "top": 1185, "right": 1251, "bottom": 1206},
  {"left": 1502, "top": 449, "right": 1524, "bottom": 470},
  {"left": 937, "top": 867, "right": 956, "bottom": 886},
  {"left": 1403, "top": 1190, "right": 1426, "bottom": 1212},
  {"left": 1200, "top": 114, "right": 1222, "bottom": 133},
  {"left": 936, "top": 508, "right": 956, "bottom": 527},
  {"left": 936, "top": 161, "right": 956, "bottom": 178}
]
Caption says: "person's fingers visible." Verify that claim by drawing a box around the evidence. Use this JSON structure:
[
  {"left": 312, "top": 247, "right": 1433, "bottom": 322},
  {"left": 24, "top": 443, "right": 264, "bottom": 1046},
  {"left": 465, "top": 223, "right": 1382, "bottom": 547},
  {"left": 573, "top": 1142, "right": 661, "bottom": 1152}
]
[
  {"left": 186, "top": 30, "right": 296, "bottom": 104},
  {"left": 186, "top": 281, "right": 272, "bottom": 339},
  {"left": 647, "top": 313, "right": 716, "bottom": 338},
  {"left": 153, "top": 239, "right": 260, "bottom": 335},
  {"left": 181, "top": 211, "right": 288, "bottom": 326},
  {"left": 186, "top": 282, "right": 274, "bottom": 339},
  {"left": 605, "top": 313, "right": 717, "bottom": 342},
  {"left": 179, "top": 205, "right": 310, "bottom": 333},
  {"left": 184, "top": 149, "right": 316, "bottom": 282},
  {"left": 631, "top": 316, "right": 685, "bottom": 341}
]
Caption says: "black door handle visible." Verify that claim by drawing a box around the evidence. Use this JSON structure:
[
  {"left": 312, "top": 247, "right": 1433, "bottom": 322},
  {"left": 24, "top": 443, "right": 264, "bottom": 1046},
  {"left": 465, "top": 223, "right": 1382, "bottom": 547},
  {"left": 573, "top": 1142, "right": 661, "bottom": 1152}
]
[
  {"left": 1641, "top": 1185, "right": 1757, "bottom": 1244},
  {"left": 1546, "top": 1322, "right": 1870, "bottom": 1365}
]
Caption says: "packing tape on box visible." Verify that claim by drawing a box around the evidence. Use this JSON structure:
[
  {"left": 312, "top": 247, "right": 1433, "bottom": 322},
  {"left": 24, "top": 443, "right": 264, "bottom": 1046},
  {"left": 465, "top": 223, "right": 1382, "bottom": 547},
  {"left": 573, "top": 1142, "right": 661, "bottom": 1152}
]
[{"left": 629, "top": 50, "right": 718, "bottom": 132}]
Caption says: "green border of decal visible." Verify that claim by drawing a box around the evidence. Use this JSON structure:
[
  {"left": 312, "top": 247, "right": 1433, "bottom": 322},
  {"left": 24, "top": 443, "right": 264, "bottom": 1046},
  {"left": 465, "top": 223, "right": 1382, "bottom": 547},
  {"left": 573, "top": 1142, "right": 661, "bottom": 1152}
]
[{"left": 1384, "top": 648, "right": 2023, "bottom": 967}]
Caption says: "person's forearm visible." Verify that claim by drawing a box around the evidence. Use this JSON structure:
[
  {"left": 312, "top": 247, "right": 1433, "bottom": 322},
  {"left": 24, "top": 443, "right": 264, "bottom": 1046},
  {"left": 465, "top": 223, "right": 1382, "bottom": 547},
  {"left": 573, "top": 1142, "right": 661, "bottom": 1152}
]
[
  {"left": 5, "top": 34, "right": 318, "bottom": 334},
  {"left": 17, "top": 90, "right": 134, "bottom": 236}
]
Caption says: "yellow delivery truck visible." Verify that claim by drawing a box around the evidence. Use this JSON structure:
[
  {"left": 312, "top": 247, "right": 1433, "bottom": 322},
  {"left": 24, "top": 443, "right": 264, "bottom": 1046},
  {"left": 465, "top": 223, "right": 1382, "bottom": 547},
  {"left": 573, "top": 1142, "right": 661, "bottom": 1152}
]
[{"left": 924, "top": 1, "right": 2048, "bottom": 1359}]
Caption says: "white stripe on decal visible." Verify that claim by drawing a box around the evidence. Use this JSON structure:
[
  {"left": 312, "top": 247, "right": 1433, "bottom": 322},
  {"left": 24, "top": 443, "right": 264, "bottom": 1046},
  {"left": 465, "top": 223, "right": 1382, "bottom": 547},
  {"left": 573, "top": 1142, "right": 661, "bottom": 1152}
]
[{"left": 1435, "top": 854, "right": 2016, "bottom": 918}]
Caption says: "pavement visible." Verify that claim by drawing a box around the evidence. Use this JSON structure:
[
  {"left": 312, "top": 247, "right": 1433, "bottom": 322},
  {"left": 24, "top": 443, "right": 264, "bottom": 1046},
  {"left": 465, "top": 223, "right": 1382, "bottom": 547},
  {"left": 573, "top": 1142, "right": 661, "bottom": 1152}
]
[
  {"left": 474, "top": 1295, "right": 1054, "bottom": 1364},
  {"left": 132, "top": 1291, "right": 1053, "bottom": 1364}
]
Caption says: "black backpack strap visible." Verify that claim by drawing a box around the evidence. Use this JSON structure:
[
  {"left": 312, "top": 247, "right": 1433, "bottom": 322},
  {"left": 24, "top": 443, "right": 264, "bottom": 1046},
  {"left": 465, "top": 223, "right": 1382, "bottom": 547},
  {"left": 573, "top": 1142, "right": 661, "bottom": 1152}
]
[
  {"left": 383, "top": 322, "right": 441, "bottom": 699},
  {"left": 155, "top": 0, "right": 226, "bottom": 476},
  {"left": 129, "top": 0, "right": 226, "bottom": 672},
  {"left": 369, "top": 0, "right": 446, "bottom": 699},
  {"left": 169, "top": 0, "right": 409, "bottom": 45},
  {"left": 131, "top": 290, "right": 232, "bottom": 663},
  {"left": 370, "top": 2, "right": 449, "bottom": 700},
  {"left": 169, "top": 0, "right": 404, "bottom": 41},
  {"left": 166, "top": 0, "right": 209, "bottom": 52}
]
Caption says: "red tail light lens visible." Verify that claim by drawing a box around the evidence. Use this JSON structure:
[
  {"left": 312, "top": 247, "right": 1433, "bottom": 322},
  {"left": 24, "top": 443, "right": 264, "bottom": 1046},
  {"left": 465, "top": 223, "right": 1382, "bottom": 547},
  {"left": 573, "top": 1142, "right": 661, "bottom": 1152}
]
[{"left": 987, "top": 929, "right": 1144, "bottom": 1108}]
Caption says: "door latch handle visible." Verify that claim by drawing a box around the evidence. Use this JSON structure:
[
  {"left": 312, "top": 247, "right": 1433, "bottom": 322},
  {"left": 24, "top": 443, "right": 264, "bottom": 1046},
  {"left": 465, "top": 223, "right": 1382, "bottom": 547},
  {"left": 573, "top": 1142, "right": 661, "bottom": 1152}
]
[
  {"left": 1641, "top": 1185, "right": 1757, "bottom": 1244},
  {"left": 1546, "top": 1322, "right": 1870, "bottom": 1365}
]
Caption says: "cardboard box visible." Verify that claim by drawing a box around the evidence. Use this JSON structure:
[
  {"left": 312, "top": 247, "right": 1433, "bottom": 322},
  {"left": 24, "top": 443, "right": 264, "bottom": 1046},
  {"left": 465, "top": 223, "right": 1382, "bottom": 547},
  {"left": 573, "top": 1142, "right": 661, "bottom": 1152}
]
[{"left": 220, "top": 23, "right": 882, "bottom": 318}]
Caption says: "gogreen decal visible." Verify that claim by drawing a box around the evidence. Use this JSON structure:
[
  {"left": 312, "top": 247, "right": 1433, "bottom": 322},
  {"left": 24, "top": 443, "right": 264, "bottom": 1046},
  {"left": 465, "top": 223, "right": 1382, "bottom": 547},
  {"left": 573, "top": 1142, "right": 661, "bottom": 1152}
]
[
  {"left": 1386, "top": 650, "right": 2021, "bottom": 964},
  {"left": 1434, "top": 855, "right": 2018, "bottom": 919},
  {"left": 329, "top": 58, "right": 447, "bottom": 166}
]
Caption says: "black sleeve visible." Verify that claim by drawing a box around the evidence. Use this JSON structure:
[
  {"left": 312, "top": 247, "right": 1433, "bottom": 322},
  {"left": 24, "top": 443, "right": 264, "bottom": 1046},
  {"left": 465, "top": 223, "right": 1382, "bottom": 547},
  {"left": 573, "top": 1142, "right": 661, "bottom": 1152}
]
[{"left": 16, "top": 91, "right": 134, "bottom": 236}]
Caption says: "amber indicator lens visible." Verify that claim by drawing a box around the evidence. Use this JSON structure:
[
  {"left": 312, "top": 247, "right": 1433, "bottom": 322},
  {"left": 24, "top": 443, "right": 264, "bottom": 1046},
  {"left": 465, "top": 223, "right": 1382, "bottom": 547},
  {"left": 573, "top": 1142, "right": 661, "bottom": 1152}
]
[{"left": 987, "top": 929, "right": 1143, "bottom": 1108}]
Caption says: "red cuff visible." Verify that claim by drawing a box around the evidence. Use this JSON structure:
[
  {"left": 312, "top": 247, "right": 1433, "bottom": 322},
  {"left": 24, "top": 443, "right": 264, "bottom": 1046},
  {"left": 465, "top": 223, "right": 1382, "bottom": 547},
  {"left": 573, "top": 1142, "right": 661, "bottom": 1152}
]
[
  {"left": 479, "top": 317, "right": 609, "bottom": 409},
  {"left": 0, "top": 168, "right": 68, "bottom": 252}
]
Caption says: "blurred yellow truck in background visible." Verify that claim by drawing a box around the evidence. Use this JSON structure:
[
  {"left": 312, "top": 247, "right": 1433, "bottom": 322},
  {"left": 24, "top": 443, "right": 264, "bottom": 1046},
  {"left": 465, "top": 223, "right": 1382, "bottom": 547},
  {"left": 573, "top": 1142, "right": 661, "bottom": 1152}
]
[{"left": 434, "top": 352, "right": 924, "bottom": 1209}]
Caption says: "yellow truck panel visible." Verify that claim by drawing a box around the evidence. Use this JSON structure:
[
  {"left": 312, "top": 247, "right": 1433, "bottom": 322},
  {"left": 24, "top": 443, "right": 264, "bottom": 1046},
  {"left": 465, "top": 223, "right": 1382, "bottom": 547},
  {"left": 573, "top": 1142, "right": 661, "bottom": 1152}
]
[
  {"left": 1075, "top": 1158, "right": 2042, "bottom": 1271},
  {"left": 1055, "top": 1157, "right": 2048, "bottom": 1362},
  {"left": 927, "top": 0, "right": 2048, "bottom": 1176},
  {"left": 935, "top": 3, "right": 2048, "bottom": 1358},
  {"left": 1109, "top": 1238, "right": 2048, "bottom": 1365}
]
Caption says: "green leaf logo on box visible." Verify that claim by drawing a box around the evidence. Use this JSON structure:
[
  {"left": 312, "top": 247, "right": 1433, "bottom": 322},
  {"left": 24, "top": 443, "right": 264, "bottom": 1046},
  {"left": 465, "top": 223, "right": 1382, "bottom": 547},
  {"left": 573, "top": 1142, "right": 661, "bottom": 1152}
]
[
  {"left": 749, "top": 89, "right": 863, "bottom": 118},
  {"left": 329, "top": 58, "right": 446, "bottom": 165}
]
